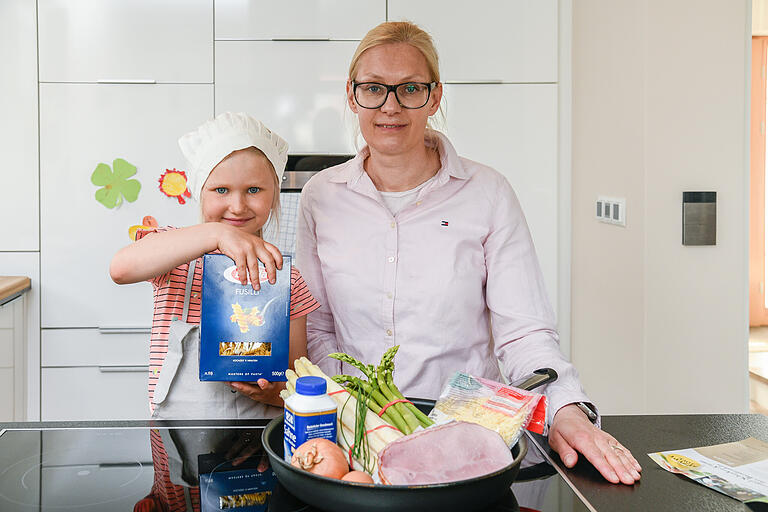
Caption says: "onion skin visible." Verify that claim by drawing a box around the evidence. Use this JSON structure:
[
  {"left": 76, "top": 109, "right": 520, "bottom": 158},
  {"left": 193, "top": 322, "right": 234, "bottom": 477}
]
[
  {"left": 341, "top": 470, "right": 374, "bottom": 484},
  {"left": 290, "top": 438, "right": 349, "bottom": 479}
]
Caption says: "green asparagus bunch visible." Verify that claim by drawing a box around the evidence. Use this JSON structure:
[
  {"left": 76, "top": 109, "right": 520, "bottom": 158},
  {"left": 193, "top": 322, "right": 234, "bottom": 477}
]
[{"left": 330, "top": 346, "right": 433, "bottom": 435}]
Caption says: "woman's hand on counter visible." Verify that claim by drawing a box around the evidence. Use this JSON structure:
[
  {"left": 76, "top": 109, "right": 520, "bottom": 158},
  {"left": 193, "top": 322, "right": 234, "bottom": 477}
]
[
  {"left": 549, "top": 404, "right": 642, "bottom": 485},
  {"left": 228, "top": 379, "right": 285, "bottom": 407}
]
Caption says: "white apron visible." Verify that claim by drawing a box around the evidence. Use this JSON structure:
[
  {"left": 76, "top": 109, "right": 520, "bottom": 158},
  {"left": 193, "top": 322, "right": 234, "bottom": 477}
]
[{"left": 151, "top": 259, "right": 282, "bottom": 420}]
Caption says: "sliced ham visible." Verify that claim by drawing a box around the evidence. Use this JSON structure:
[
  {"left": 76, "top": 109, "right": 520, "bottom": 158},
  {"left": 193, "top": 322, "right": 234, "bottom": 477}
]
[{"left": 378, "top": 421, "right": 514, "bottom": 485}]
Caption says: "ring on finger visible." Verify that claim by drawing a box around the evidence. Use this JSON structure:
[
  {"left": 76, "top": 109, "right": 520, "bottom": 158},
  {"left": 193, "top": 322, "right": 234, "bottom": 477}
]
[{"left": 610, "top": 444, "right": 624, "bottom": 454}]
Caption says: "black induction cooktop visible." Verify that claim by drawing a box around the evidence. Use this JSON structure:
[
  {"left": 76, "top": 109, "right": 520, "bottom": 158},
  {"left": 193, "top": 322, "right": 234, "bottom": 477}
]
[{"left": 0, "top": 420, "right": 540, "bottom": 512}]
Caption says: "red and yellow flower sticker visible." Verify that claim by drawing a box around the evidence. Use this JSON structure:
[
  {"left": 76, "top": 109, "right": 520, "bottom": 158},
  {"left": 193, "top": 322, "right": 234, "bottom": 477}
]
[{"left": 158, "top": 169, "right": 191, "bottom": 204}]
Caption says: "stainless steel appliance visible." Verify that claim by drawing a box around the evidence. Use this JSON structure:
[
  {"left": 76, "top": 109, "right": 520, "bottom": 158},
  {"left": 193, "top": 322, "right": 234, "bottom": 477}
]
[{"left": 263, "top": 155, "right": 353, "bottom": 258}]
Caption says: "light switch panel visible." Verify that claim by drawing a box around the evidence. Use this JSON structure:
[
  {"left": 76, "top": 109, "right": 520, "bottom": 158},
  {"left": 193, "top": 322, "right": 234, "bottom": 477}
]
[{"left": 682, "top": 191, "right": 716, "bottom": 246}]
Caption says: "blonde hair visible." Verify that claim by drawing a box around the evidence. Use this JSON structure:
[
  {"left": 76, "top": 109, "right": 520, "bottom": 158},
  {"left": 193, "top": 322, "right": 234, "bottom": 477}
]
[
  {"left": 199, "top": 147, "right": 281, "bottom": 238},
  {"left": 347, "top": 21, "right": 446, "bottom": 147},
  {"left": 349, "top": 21, "right": 441, "bottom": 84}
]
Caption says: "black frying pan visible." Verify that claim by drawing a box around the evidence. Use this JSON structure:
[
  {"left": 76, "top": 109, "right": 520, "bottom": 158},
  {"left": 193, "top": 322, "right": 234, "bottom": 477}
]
[{"left": 261, "top": 368, "right": 557, "bottom": 512}]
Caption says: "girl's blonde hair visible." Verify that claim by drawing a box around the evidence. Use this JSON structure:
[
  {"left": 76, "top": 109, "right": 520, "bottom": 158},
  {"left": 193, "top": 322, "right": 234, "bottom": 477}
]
[
  {"left": 200, "top": 147, "right": 281, "bottom": 238},
  {"left": 347, "top": 21, "right": 446, "bottom": 147}
]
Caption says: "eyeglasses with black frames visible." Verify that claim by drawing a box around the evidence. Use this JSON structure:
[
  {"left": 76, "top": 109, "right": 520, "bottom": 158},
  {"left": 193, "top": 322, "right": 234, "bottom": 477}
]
[{"left": 352, "top": 81, "right": 437, "bottom": 109}]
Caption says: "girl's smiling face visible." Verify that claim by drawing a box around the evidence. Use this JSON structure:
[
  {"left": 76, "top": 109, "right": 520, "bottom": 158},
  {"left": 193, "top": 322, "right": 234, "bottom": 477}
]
[
  {"left": 347, "top": 42, "right": 442, "bottom": 156},
  {"left": 201, "top": 147, "right": 276, "bottom": 234}
]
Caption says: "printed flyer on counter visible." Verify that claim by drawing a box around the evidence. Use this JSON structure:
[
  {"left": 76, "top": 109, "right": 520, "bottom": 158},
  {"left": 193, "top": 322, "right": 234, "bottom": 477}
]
[{"left": 649, "top": 437, "right": 768, "bottom": 505}]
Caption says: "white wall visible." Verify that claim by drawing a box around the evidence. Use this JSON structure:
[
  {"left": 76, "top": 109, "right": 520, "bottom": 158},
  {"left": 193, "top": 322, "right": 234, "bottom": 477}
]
[{"left": 572, "top": 0, "right": 750, "bottom": 414}]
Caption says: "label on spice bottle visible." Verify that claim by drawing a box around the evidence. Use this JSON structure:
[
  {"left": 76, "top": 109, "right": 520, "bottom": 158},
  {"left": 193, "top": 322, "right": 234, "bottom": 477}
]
[{"left": 283, "top": 406, "right": 337, "bottom": 462}]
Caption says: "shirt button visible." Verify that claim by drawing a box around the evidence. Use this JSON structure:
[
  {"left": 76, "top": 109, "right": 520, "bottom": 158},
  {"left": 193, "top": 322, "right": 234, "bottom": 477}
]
[
  {"left": 387, "top": 292, "right": 393, "bottom": 299},
  {"left": 390, "top": 222, "right": 395, "bottom": 228},
  {"left": 387, "top": 256, "right": 395, "bottom": 263},
  {"left": 386, "top": 329, "right": 392, "bottom": 336}
]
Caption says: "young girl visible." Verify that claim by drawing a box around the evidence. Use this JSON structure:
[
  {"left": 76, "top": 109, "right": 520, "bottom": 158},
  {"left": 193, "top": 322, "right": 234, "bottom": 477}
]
[{"left": 110, "top": 112, "right": 319, "bottom": 419}]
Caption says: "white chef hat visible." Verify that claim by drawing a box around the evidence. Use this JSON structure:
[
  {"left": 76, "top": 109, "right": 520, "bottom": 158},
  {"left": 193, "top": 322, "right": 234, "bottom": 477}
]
[{"left": 178, "top": 112, "right": 289, "bottom": 201}]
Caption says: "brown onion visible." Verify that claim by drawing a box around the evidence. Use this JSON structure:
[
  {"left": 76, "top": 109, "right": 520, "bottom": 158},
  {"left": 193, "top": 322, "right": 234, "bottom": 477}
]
[
  {"left": 290, "top": 438, "right": 349, "bottom": 479},
  {"left": 341, "top": 470, "right": 374, "bottom": 484}
]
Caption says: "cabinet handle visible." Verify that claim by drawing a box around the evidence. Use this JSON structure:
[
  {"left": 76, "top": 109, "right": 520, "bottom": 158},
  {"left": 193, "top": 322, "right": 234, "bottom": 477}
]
[
  {"left": 98, "top": 327, "right": 151, "bottom": 335},
  {"left": 271, "top": 37, "right": 331, "bottom": 41},
  {"left": 97, "top": 79, "right": 156, "bottom": 84},
  {"left": 444, "top": 80, "right": 505, "bottom": 84},
  {"left": 98, "top": 365, "right": 149, "bottom": 373}
]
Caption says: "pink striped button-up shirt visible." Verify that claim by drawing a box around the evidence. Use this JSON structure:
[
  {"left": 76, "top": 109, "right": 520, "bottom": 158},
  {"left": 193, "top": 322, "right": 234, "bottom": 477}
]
[{"left": 296, "top": 131, "right": 593, "bottom": 423}]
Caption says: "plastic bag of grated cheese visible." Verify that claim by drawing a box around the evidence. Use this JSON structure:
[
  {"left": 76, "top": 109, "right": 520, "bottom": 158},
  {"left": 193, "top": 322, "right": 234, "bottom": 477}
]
[{"left": 428, "top": 372, "right": 547, "bottom": 448}]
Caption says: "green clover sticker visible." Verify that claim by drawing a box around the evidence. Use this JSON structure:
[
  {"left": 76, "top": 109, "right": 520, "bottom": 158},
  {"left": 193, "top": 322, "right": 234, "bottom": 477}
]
[{"left": 91, "top": 158, "right": 141, "bottom": 209}]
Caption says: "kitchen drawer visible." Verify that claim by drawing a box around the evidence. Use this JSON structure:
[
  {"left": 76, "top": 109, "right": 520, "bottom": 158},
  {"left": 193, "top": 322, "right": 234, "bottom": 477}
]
[
  {"left": 41, "top": 465, "right": 154, "bottom": 511},
  {"left": 0, "top": 0, "right": 38, "bottom": 251},
  {"left": 443, "top": 83, "right": 558, "bottom": 311},
  {"left": 41, "top": 367, "right": 149, "bottom": 420},
  {"left": 38, "top": 0, "right": 213, "bottom": 83},
  {"left": 215, "top": 0, "right": 384, "bottom": 40},
  {"left": 388, "top": 0, "right": 557, "bottom": 83},
  {"left": 40, "top": 83, "right": 210, "bottom": 328},
  {"left": 215, "top": 41, "right": 356, "bottom": 154},
  {"left": 42, "top": 328, "right": 149, "bottom": 368},
  {"left": 41, "top": 430, "right": 152, "bottom": 465}
]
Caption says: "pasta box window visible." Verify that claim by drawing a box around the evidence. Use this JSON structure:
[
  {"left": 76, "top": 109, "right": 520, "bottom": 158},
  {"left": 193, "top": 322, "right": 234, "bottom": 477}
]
[{"left": 200, "top": 254, "right": 291, "bottom": 382}]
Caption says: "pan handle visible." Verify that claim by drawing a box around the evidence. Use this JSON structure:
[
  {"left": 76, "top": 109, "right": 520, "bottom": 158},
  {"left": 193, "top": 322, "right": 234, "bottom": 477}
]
[
  {"left": 513, "top": 370, "right": 559, "bottom": 481},
  {"left": 511, "top": 368, "right": 558, "bottom": 392}
]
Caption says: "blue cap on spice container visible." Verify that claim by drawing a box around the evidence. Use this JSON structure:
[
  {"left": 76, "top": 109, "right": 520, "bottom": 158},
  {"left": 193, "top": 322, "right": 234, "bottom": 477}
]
[{"left": 296, "top": 376, "right": 327, "bottom": 396}]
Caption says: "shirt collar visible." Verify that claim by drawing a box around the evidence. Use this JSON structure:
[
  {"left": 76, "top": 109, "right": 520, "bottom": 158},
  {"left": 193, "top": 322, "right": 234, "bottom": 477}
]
[{"left": 327, "top": 130, "right": 472, "bottom": 185}]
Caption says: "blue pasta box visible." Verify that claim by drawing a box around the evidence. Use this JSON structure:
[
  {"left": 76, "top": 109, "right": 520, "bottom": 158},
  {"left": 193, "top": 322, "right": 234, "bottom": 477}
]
[
  {"left": 198, "top": 451, "right": 277, "bottom": 512},
  {"left": 200, "top": 254, "right": 291, "bottom": 382}
]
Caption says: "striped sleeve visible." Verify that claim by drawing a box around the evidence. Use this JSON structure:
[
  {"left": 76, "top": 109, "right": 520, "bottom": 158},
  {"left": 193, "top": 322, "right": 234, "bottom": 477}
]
[
  {"left": 135, "top": 226, "right": 176, "bottom": 289},
  {"left": 290, "top": 267, "right": 321, "bottom": 319}
]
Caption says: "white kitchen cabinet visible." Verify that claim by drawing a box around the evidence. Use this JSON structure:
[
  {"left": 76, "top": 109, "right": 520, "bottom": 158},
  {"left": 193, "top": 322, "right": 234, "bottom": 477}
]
[
  {"left": 443, "top": 84, "right": 558, "bottom": 310},
  {"left": 388, "top": 0, "right": 557, "bottom": 83},
  {"left": 38, "top": 0, "right": 213, "bottom": 83},
  {"left": 42, "top": 430, "right": 152, "bottom": 465},
  {"left": 216, "top": 0, "right": 384, "bottom": 40},
  {"left": 41, "top": 465, "right": 154, "bottom": 511},
  {"left": 41, "top": 329, "right": 150, "bottom": 421},
  {"left": 0, "top": 0, "right": 39, "bottom": 251},
  {"left": 0, "top": 299, "right": 25, "bottom": 422},
  {"left": 215, "top": 41, "right": 357, "bottom": 154},
  {"left": 0, "top": 253, "right": 40, "bottom": 421},
  {"left": 42, "top": 367, "right": 149, "bottom": 420},
  {"left": 42, "top": 329, "right": 148, "bottom": 368},
  {"left": 40, "top": 83, "right": 211, "bottom": 328}
]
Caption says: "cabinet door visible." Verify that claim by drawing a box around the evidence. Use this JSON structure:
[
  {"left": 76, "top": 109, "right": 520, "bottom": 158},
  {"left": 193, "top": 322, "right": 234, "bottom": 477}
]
[
  {"left": 443, "top": 84, "right": 558, "bottom": 309},
  {"left": 216, "top": 0, "right": 384, "bottom": 40},
  {"left": 42, "top": 430, "right": 152, "bottom": 465},
  {"left": 41, "top": 367, "right": 149, "bottom": 420},
  {"left": 0, "top": 0, "right": 38, "bottom": 251},
  {"left": 38, "top": 0, "right": 213, "bottom": 83},
  {"left": 0, "top": 252, "right": 40, "bottom": 420},
  {"left": 41, "top": 466, "right": 154, "bottom": 511},
  {"left": 215, "top": 41, "right": 357, "bottom": 154},
  {"left": 388, "top": 0, "right": 557, "bottom": 83},
  {"left": 40, "top": 84, "right": 211, "bottom": 328}
]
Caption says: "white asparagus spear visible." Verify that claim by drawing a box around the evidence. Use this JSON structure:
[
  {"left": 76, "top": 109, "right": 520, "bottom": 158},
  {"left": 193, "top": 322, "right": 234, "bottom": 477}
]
[{"left": 294, "top": 357, "right": 402, "bottom": 445}]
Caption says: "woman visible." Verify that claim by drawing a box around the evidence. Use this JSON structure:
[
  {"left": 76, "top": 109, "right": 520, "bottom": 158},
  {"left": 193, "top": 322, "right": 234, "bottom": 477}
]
[{"left": 296, "top": 21, "right": 641, "bottom": 485}]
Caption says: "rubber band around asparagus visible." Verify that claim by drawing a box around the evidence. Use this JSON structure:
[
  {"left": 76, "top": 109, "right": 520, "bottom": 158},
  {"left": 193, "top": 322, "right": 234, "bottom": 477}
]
[{"left": 377, "top": 398, "right": 413, "bottom": 417}]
